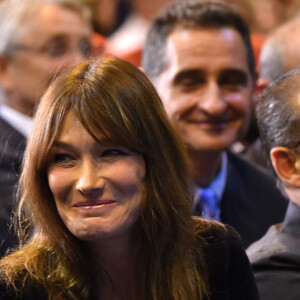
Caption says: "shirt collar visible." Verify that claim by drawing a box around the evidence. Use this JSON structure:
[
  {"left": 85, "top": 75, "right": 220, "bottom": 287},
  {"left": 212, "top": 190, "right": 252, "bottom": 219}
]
[
  {"left": 0, "top": 104, "right": 32, "bottom": 137},
  {"left": 209, "top": 152, "right": 228, "bottom": 200}
]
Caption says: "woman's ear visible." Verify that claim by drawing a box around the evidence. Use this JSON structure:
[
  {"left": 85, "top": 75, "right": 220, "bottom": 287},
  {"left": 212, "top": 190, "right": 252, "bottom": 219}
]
[{"left": 270, "top": 147, "right": 300, "bottom": 187}]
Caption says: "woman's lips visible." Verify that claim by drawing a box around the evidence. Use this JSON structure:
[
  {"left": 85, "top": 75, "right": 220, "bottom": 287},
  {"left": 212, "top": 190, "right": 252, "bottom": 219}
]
[{"left": 74, "top": 200, "right": 116, "bottom": 209}]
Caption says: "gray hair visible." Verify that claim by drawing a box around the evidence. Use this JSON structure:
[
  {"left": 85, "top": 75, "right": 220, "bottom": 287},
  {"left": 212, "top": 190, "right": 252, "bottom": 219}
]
[
  {"left": 0, "top": 0, "right": 91, "bottom": 58},
  {"left": 256, "top": 67, "right": 300, "bottom": 191}
]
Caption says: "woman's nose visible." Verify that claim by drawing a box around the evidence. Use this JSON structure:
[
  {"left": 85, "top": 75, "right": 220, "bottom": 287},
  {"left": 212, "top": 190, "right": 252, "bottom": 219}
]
[{"left": 75, "top": 161, "right": 104, "bottom": 196}]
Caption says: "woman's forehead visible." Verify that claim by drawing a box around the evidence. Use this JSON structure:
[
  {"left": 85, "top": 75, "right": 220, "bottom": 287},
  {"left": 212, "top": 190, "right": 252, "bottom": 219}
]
[{"left": 53, "top": 110, "right": 128, "bottom": 148}]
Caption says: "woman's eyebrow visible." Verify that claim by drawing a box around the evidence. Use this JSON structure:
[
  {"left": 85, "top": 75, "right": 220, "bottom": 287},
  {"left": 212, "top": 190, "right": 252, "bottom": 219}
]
[
  {"left": 93, "top": 137, "right": 119, "bottom": 147},
  {"left": 52, "top": 141, "right": 75, "bottom": 151}
]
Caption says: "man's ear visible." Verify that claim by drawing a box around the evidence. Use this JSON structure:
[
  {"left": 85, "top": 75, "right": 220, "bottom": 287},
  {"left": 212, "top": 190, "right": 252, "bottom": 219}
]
[
  {"left": 0, "top": 54, "right": 15, "bottom": 94},
  {"left": 253, "top": 77, "right": 270, "bottom": 107},
  {"left": 0, "top": 54, "right": 9, "bottom": 74},
  {"left": 0, "top": 55, "right": 10, "bottom": 87},
  {"left": 270, "top": 147, "right": 300, "bottom": 187}
]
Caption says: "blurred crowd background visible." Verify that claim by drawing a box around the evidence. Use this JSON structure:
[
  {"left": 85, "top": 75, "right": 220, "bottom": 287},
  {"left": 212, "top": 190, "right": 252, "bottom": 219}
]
[{"left": 81, "top": 0, "right": 300, "bottom": 67}]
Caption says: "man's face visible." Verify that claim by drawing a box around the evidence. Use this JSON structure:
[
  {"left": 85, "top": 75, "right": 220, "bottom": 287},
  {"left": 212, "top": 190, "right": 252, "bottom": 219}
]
[
  {"left": 1, "top": 4, "right": 92, "bottom": 116},
  {"left": 154, "top": 27, "right": 253, "bottom": 154}
]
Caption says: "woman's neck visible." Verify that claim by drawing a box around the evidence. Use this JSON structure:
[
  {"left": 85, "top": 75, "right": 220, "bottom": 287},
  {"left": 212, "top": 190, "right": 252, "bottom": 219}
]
[{"left": 88, "top": 235, "right": 137, "bottom": 300}]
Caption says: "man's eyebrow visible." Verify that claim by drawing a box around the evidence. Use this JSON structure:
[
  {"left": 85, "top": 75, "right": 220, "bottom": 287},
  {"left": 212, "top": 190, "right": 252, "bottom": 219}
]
[{"left": 173, "top": 69, "right": 205, "bottom": 85}]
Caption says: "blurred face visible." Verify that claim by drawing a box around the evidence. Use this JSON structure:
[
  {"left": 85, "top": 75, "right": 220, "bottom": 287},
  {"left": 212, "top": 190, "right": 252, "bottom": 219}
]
[
  {"left": 2, "top": 4, "right": 92, "bottom": 116},
  {"left": 47, "top": 112, "right": 145, "bottom": 244},
  {"left": 154, "top": 27, "right": 253, "bottom": 154}
]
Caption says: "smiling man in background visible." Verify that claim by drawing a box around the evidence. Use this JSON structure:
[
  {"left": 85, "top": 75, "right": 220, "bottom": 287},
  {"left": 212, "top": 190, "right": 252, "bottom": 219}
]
[
  {"left": 0, "top": 0, "right": 93, "bottom": 256},
  {"left": 142, "top": 1, "right": 287, "bottom": 247}
]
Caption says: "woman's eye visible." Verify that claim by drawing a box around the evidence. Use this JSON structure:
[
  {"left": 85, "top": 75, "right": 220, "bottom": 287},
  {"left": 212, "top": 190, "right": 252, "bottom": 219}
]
[
  {"left": 102, "top": 149, "right": 127, "bottom": 157},
  {"left": 53, "top": 153, "right": 75, "bottom": 166}
]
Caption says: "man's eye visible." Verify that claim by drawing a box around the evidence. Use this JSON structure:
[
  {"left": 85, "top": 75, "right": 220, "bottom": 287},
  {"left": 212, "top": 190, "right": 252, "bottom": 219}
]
[
  {"left": 174, "top": 71, "right": 206, "bottom": 91},
  {"left": 177, "top": 77, "right": 206, "bottom": 92},
  {"left": 181, "top": 78, "right": 200, "bottom": 87},
  {"left": 219, "top": 71, "right": 248, "bottom": 88},
  {"left": 79, "top": 40, "right": 92, "bottom": 57},
  {"left": 44, "top": 43, "right": 67, "bottom": 58}
]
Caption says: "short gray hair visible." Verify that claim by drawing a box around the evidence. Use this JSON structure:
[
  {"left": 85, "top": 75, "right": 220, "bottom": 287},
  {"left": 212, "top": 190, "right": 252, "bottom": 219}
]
[
  {"left": 256, "top": 67, "right": 300, "bottom": 192},
  {"left": 0, "top": 0, "right": 91, "bottom": 58}
]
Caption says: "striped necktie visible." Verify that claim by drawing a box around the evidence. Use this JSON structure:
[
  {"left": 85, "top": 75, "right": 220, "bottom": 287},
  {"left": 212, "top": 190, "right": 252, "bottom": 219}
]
[{"left": 196, "top": 188, "right": 220, "bottom": 221}]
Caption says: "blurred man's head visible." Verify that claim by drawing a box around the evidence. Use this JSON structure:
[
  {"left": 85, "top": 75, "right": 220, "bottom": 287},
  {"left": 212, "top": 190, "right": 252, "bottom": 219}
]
[
  {"left": 256, "top": 67, "right": 300, "bottom": 202},
  {"left": 0, "top": 0, "right": 92, "bottom": 116},
  {"left": 259, "top": 16, "right": 300, "bottom": 83},
  {"left": 142, "top": 1, "right": 255, "bottom": 155}
]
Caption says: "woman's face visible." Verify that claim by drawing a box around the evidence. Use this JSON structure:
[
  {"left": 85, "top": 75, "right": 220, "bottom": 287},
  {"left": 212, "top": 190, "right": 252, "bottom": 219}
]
[{"left": 47, "top": 111, "right": 145, "bottom": 244}]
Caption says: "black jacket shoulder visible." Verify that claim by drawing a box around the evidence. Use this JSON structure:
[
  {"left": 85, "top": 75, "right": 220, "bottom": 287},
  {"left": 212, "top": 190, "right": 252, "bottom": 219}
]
[
  {"left": 194, "top": 218, "right": 259, "bottom": 300},
  {"left": 221, "top": 151, "right": 287, "bottom": 247}
]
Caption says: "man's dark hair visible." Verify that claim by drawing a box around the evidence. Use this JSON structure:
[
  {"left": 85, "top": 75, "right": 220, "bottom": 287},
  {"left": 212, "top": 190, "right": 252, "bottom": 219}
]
[
  {"left": 256, "top": 67, "right": 300, "bottom": 169},
  {"left": 142, "top": 1, "right": 255, "bottom": 79}
]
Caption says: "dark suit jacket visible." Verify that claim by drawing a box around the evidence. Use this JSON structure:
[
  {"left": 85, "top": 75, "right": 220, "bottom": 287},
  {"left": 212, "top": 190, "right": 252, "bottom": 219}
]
[
  {"left": 193, "top": 151, "right": 288, "bottom": 248},
  {"left": 0, "top": 117, "right": 26, "bottom": 257},
  {"left": 247, "top": 201, "right": 300, "bottom": 300}
]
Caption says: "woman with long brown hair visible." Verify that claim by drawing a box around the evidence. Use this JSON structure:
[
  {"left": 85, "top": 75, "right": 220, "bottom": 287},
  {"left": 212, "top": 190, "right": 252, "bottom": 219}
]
[{"left": 0, "top": 57, "right": 258, "bottom": 299}]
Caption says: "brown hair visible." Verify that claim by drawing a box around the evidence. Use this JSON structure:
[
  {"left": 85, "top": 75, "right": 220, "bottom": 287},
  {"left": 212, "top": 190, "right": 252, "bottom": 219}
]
[{"left": 0, "top": 57, "right": 209, "bottom": 299}]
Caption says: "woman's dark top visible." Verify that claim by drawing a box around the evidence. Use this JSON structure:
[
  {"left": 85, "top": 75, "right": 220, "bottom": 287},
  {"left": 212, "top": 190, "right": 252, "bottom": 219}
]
[
  {"left": 0, "top": 221, "right": 259, "bottom": 300},
  {"left": 200, "top": 223, "right": 259, "bottom": 299}
]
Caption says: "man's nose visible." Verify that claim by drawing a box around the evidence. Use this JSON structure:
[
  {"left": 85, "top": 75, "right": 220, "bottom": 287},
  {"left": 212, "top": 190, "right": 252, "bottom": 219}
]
[
  {"left": 65, "top": 48, "right": 87, "bottom": 66},
  {"left": 76, "top": 161, "right": 104, "bottom": 196},
  {"left": 199, "top": 82, "right": 227, "bottom": 115}
]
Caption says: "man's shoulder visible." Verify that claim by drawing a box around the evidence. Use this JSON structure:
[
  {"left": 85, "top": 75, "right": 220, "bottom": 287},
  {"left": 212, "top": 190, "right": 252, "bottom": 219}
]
[
  {"left": 227, "top": 151, "right": 274, "bottom": 180},
  {"left": 227, "top": 152, "right": 283, "bottom": 191},
  {"left": 0, "top": 116, "right": 26, "bottom": 159},
  {"left": 247, "top": 224, "right": 286, "bottom": 263},
  {"left": 222, "top": 151, "right": 288, "bottom": 247},
  {"left": 247, "top": 224, "right": 300, "bottom": 266},
  {"left": 0, "top": 116, "right": 25, "bottom": 142},
  {"left": 247, "top": 223, "right": 300, "bottom": 300},
  {"left": 0, "top": 116, "right": 16, "bottom": 132}
]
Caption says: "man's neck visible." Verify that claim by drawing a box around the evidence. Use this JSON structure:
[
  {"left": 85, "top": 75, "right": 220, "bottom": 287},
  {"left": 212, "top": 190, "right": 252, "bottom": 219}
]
[
  {"left": 285, "top": 187, "right": 300, "bottom": 207},
  {"left": 188, "top": 148, "right": 223, "bottom": 188}
]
